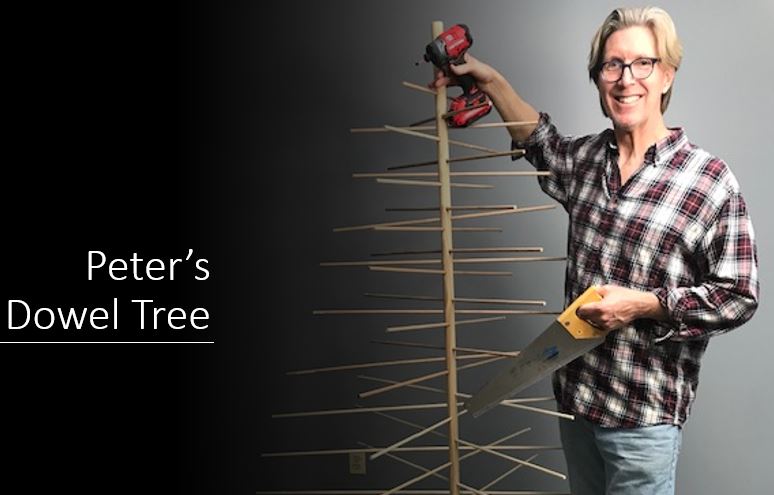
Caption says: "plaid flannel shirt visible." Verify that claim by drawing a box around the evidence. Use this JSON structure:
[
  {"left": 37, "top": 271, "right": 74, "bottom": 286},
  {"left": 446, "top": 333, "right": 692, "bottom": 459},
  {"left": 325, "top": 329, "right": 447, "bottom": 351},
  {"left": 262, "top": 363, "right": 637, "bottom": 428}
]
[{"left": 515, "top": 113, "right": 759, "bottom": 427}]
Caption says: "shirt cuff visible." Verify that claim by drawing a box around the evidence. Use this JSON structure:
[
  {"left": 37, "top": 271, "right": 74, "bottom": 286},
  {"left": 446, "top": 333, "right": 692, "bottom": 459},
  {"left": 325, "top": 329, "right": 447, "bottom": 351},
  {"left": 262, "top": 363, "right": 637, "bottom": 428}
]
[
  {"left": 652, "top": 287, "right": 700, "bottom": 341},
  {"left": 510, "top": 112, "right": 551, "bottom": 160}
]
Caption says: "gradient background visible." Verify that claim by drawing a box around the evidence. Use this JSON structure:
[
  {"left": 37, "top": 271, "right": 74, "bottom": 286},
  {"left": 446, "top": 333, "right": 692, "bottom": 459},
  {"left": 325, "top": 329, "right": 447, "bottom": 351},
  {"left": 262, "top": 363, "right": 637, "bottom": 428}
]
[{"left": 3, "top": 1, "right": 771, "bottom": 493}]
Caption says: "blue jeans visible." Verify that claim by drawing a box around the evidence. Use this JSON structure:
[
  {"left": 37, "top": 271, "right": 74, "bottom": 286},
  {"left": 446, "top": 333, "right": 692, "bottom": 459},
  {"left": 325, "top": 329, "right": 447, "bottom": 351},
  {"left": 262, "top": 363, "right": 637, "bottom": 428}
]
[{"left": 559, "top": 417, "right": 682, "bottom": 495}]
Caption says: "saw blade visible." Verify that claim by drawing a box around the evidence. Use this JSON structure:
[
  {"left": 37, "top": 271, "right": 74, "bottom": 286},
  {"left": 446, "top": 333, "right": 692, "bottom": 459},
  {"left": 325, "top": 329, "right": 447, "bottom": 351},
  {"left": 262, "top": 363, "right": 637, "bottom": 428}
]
[{"left": 466, "top": 286, "right": 605, "bottom": 418}]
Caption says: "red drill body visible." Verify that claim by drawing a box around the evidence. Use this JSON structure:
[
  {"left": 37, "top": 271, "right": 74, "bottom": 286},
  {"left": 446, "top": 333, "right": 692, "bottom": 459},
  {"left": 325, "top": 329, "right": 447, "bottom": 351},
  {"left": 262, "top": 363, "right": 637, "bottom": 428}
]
[{"left": 423, "top": 24, "right": 492, "bottom": 127}]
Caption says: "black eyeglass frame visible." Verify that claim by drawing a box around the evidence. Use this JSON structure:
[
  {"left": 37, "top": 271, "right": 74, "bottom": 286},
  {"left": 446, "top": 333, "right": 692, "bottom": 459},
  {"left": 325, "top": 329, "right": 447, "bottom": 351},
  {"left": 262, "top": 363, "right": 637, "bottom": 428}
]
[{"left": 598, "top": 57, "right": 661, "bottom": 83}]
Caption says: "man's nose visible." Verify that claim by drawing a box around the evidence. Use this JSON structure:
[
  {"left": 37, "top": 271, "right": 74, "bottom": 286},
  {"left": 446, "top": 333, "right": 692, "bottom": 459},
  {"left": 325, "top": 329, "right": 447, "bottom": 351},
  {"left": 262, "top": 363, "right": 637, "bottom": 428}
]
[{"left": 619, "top": 65, "right": 636, "bottom": 85}]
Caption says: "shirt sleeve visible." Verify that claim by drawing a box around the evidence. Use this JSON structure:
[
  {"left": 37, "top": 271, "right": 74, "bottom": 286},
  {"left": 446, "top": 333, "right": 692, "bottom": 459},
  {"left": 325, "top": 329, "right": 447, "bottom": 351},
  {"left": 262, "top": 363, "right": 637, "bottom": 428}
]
[
  {"left": 511, "top": 112, "right": 577, "bottom": 208},
  {"left": 652, "top": 191, "right": 759, "bottom": 341}
]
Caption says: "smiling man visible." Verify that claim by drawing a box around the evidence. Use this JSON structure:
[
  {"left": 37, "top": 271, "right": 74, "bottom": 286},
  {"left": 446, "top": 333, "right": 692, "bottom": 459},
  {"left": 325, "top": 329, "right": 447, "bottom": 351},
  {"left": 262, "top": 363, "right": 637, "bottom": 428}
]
[{"left": 433, "top": 7, "right": 758, "bottom": 494}]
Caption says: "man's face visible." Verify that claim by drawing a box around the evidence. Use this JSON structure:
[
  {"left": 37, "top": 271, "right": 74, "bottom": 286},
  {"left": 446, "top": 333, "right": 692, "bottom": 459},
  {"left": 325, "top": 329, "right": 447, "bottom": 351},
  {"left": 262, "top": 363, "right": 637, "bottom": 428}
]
[{"left": 598, "top": 26, "right": 674, "bottom": 132}]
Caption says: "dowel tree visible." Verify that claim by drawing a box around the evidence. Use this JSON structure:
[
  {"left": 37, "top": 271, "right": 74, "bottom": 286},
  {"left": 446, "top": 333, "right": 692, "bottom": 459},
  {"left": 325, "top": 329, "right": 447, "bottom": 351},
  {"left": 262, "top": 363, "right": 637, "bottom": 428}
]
[{"left": 259, "top": 21, "right": 571, "bottom": 495}]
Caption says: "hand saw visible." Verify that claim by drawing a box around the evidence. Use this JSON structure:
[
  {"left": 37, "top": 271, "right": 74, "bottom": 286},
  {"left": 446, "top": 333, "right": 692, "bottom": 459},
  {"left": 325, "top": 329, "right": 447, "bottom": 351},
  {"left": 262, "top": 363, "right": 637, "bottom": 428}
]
[{"left": 466, "top": 286, "right": 606, "bottom": 418}]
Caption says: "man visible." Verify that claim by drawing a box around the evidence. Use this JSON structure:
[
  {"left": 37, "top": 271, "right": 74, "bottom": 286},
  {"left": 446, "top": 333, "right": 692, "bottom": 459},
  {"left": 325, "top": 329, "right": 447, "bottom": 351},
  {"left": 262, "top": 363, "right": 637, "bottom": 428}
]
[{"left": 433, "top": 7, "right": 758, "bottom": 494}]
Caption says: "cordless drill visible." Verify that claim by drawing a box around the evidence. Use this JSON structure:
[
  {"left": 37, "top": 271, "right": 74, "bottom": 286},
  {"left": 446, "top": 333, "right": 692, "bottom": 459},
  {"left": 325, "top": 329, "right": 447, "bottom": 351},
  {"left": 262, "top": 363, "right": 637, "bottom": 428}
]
[{"left": 423, "top": 24, "right": 492, "bottom": 127}]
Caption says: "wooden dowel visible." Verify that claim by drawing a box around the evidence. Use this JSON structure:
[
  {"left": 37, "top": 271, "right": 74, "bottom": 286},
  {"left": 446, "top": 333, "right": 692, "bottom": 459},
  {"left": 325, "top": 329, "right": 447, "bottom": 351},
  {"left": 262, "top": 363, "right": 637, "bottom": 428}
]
[
  {"left": 375, "top": 227, "right": 444, "bottom": 232},
  {"left": 360, "top": 374, "right": 460, "bottom": 396},
  {"left": 401, "top": 80, "right": 452, "bottom": 98},
  {"left": 377, "top": 427, "right": 532, "bottom": 495},
  {"left": 387, "top": 158, "right": 439, "bottom": 171},
  {"left": 364, "top": 432, "right": 489, "bottom": 495},
  {"left": 334, "top": 210, "right": 446, "bottom": 233},
  {"left": 368, "top": 266, "right": 445, "bottom": 274},
  {"left": 367, "top": 339, "right": 518, "bottom": 358},
  {"left": 386, "top": 321, "right": 449, "bottom": 332},
  {"left": 334, "top": 218, "right": 432, "bottom": 233},
  {"left": 454, "top": 205, "right": 522, "bottom": 211},
  {"left": 353, "top": 121, "right": 537, "bottom": 133},
  {"left": 356, "top": 442, "right": 452, "bottom": 489},
  {"left": 286, "top": 353, "right": 490, "bottom": 376},
  {"left": 454, "top": 256, "right": 567, "bottom": 264},
  {"left": 350, "top": 121, "right": 539, "bottom": 135},
  {"left": 359, "top": 376, "right": 571, "bottom": 420},
  {"left": 357, "top": 376, "right": 555, "bottom": 406},
  {"left": 314, "top": 309, "right": 444, "bottom": 315},
  {"left": 455, "top": 310, "right": 557, "bottom": 314},
  {"left": 386, "top": 150, "right": 525, "bottom": 171},
  {"left": 369, "top": 339, "right": 446, "bottom": 352},
  {"left": 385, "top": 205, "right": 516, "bottom": 212},
  {"left": 363, "top": 295, "right": 547, "bottom": 310},
  {"left": 452, "top": 246, "right": 543, "bottom": 253},
  {"left": 505, "top": 397, "right": 556, "bottom": 404},
  {"left": 448, "top": 149, "right": 526, "bottom": 162},
  {"left": 371, "top": 248, "right": 442, "bottom": 256},
  {"left": 372, "top": 266, "right": 513, "bottom": 276},
  {"left": 372, "top": 227, "right": 503, "bottom": 232},
  {"left": 321, "top": 255, "right": 563, "bottom": 267},
  {"left": 453, "top": 346, "right": 520, "bottom": 358},
  {"left": 457, "top": 438, "right": 566, "bottom": 480},
  {"left": 454, "top": 297, "right": 546, "bottom": 306},
  {"left": 355, "top": 171, "right": 548, "bottom": 178},
  {"left": 377, "top": 178, "right": 494, "bottom": 189},
  {"left": 350, "top": 121, "right": 537, "bottom": 132},
  {"left": 359, "top": 357, "right": 502, "bottom": 399},
  {"left": 338, "top": 203, "right": 540, "bottom": 232},
  {"left": 369, "top": 411, "right": 562, "bottom": 454},
  {"left": 323, "top": 259, "right": 440, "bottom": 267},
  {"left": 454, "top": 270, "right": 514, "bottom": 276},
  {"left": 255, "top": 491, "right": 570, "bottom": 495},
  {"left": 370, "top": 413, "right": 461, "bottom": 460},
  {"left": 338, "top": 202, "right": 547, "bottom": 233},
  {"left": 452, "top": 171, "right": 547, "bottom": 177},
  {"left": 384, "top": 125, "right": 500, "bottom": 154},
  {"left": 350, "top": 127, "right": 427, "bottom": 133},
  {"left": 451, "top": 203, "right": 555, "bottom": 221},
  {"left": 481, "top": 454, "right": 540, "bottom": 491},
  {"left": 499, "top": 402, "right": 575, "bottom": 420},
  {"left": 272, "top": 402, "right": 447, "bottom": 419},
  {"left": 378, "top": 227, "right": 503, "bottom": 232},
  {"left": 377, "top": 178, "right": 441, "bottom": 187},
  {"left": 370, "top": 339, "right": 489, "bottom": 355},
  {"left": 362, "top": 428, "right": 488, "bottom": 495},
  {"left": 370, "top": 246, "right": 542, "bottom": 257},
  {"left": 315, "top": 308, "right": 557, "bottom": 316},
  {"left": 256, "top": 491, "right": 570, "bottom": 495},
  {"left": 386, "top": 316, "right": 506, "bottom": 333},
  {"left": 371, "top": 413, "right": 461, "bottom": 488},
  {"left": 262, "top": 445, "right": 562, "bottom": 458}
]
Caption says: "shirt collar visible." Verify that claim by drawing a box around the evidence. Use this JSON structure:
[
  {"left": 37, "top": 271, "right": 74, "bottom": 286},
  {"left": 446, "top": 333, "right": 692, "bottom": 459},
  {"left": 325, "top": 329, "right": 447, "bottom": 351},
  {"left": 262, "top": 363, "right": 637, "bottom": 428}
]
[{"left": 604, "top": 127, "right": 688, "bottom": 167}]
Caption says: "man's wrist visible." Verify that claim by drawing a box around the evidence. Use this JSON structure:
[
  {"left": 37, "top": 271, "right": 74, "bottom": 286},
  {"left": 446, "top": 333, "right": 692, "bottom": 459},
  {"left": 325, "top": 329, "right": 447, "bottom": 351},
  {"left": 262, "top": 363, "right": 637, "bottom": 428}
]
[{"left": 637, "top": 290, "right": 667, "bottom": 321}]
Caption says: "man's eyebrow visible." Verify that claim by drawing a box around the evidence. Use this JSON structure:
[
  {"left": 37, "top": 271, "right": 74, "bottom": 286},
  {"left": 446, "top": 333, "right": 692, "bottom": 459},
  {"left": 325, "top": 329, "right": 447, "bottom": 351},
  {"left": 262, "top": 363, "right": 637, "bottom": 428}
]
[{"left": 603, "top": 54, "right": 657, "bottom": 62}]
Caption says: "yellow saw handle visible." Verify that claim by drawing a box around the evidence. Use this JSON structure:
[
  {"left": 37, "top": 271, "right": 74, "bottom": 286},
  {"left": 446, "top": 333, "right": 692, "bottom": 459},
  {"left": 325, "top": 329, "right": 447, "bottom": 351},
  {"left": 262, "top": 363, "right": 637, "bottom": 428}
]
[{"left": 557, "top": 286, "right": 606, "bottom": 339}]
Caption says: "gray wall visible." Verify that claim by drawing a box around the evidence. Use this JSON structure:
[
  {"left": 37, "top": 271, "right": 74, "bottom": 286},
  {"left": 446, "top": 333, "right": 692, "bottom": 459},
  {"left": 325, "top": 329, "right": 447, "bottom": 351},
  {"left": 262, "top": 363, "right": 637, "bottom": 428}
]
[{"left": 259, "top": 1, "right": 773, "bottom": 492}]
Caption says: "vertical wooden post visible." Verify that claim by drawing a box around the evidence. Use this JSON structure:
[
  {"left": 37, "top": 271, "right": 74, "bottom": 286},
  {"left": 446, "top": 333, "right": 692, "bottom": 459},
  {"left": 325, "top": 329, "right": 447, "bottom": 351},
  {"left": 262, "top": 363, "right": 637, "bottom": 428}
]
[{"left": 431, "top": 20, "right": 460, "bottom": 495}]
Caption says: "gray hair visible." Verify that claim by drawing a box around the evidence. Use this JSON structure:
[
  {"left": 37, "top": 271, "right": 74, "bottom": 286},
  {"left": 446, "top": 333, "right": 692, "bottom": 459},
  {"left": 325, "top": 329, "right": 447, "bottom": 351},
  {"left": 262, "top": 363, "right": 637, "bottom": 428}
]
[{"left": 588, "top": 7, "right": 683, "bottom": 114}]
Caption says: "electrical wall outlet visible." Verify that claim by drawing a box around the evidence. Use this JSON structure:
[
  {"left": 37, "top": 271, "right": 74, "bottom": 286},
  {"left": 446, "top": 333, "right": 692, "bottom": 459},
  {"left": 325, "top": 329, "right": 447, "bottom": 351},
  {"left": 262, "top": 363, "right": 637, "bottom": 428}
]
[{"left": 349, "top": 452, "right": 367, "bottom": 475}]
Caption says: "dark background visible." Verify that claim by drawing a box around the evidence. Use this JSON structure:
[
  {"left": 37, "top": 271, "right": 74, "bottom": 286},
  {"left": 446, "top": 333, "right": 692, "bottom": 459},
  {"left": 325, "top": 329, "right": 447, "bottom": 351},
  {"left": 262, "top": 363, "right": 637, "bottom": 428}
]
[{"left": 2, "top": 1, "right": 241, "bottom": 492}]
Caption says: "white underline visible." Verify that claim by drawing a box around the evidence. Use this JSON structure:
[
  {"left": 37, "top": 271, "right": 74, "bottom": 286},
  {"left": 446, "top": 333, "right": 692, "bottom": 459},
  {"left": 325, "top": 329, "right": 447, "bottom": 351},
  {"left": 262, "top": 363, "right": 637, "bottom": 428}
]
[{"left": 0, "top": 341, "right": 215, "bottom": 344}]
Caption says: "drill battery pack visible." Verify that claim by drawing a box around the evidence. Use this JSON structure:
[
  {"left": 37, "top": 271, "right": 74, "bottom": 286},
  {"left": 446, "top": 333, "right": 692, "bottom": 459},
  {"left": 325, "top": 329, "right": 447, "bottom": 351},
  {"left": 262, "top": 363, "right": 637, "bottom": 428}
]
[{"left": 447, "top": 88, "right": 492, "bottom": 128}]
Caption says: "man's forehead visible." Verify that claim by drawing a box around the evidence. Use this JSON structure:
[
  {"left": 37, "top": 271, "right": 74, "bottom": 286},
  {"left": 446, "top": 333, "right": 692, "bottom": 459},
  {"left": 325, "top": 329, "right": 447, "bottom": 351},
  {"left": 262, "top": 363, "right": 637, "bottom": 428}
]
[{"left": 604, "top": 26, "right": 658, "bottom": 58}]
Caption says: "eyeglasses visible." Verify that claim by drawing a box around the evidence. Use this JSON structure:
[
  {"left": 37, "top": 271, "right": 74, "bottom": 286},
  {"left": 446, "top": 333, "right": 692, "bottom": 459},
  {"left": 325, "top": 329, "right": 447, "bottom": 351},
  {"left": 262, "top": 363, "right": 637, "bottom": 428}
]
[{"left": 598, "top": 57, "right": 660, "bottom": 83}]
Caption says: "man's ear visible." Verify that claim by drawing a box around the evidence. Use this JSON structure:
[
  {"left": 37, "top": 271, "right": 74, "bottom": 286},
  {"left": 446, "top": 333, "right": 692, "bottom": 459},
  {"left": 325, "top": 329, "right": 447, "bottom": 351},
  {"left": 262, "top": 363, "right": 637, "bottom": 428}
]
[{"left": 662, "top": 67, "right": 675, "bottom": 94}]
